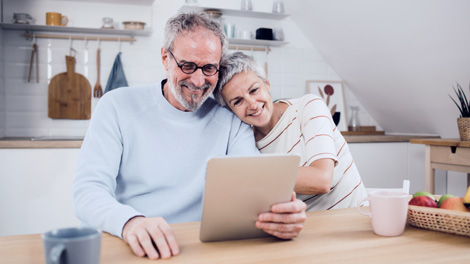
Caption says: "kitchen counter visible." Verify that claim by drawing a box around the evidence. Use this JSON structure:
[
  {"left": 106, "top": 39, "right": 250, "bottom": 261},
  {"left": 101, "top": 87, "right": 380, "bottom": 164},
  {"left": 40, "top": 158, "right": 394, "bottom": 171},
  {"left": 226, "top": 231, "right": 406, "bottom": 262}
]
[{"left": 0, "top": 135, "right": 439, "bottom": 148}]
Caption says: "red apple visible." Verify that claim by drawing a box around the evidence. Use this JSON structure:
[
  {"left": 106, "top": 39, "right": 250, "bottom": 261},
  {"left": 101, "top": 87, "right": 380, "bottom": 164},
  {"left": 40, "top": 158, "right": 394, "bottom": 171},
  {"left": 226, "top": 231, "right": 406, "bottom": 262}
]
[
  {"left": 408, "top": 196, "right": 437, "bottom": 208},
  {"left": 439, "top": 197, "right": 470, "bottom": 212}
]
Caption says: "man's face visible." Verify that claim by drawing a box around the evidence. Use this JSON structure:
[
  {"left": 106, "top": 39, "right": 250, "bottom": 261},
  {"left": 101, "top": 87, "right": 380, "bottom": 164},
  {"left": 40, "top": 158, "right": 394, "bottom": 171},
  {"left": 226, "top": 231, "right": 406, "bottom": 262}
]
[{"left": 162, "top": 29, "right": 222, "bottom": 111}]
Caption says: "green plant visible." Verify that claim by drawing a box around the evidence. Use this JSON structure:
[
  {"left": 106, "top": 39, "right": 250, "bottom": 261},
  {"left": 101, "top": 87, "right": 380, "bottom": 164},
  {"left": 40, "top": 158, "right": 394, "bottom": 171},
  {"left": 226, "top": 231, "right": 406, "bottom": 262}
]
[{"left": 449, "top": 83, "right": 470, "bottom": 118}]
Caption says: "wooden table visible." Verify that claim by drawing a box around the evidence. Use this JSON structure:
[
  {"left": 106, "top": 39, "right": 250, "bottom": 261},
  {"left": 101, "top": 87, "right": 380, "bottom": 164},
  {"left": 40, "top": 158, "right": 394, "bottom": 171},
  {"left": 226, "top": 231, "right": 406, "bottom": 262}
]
[
  {"left": 1, "top": 208, "right": 469, "bottom": 264},
  {"left": 410, "top": 138, "right": 470, "bottom": 193}
]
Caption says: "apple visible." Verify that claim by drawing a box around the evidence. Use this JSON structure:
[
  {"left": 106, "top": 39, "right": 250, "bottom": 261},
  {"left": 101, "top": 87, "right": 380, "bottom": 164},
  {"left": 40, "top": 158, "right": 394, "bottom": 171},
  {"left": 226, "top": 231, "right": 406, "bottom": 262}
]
[
  {"left": 437, "top": 194, "right": 455, "bottom": 208},
  {"left": 439, "top": 197, "right": 470, "bottom": 212},
  {"left": 408, "top": 196, "right": 438, "bottom": 208},
  {"left": 413, "top": 191, "right": 434, "bottom": 200}
]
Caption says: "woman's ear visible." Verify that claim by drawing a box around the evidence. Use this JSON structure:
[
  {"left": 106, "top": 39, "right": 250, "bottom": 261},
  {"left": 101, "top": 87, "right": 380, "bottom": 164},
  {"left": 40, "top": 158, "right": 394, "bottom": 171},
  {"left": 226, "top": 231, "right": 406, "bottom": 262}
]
[{"left": 161, "top": 47, "right": 169, "bottom": 71}]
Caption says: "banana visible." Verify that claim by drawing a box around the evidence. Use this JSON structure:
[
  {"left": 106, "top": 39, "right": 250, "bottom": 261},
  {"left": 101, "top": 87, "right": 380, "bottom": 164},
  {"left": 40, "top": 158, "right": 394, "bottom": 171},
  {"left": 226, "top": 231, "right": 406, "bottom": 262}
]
[{"left": 464, "top": 186, "right": 470, "bottom": 208}]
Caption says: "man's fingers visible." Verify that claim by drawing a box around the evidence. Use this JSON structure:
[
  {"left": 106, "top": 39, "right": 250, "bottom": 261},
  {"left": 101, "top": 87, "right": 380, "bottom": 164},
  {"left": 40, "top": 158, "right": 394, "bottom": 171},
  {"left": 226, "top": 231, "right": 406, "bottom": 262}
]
[
  {"left": 137, "top": 231, "right": 160, "bottom": 260},
  {"left": 158, "top": 222, "right": 180, "bottom": 256},
  {"left": 149, "top": 226, "right": 171, "bottom": 259},
  {"left": 126, "top": 234, "right": 146, "bottom": 258}
]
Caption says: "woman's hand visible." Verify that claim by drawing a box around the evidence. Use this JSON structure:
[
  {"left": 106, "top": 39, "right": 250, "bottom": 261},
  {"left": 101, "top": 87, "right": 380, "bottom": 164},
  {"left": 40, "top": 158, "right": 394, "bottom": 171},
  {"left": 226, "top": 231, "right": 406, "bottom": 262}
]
[{"left": 256, "top": 192, "right": 307, "bottom": 239}]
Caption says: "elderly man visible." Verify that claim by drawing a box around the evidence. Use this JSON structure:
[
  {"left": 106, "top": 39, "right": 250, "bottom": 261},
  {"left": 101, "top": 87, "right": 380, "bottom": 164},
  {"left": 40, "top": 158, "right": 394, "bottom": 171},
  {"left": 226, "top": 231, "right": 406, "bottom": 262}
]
[{"left": 73, "top": 12, "right": 306, "bottom": 260}]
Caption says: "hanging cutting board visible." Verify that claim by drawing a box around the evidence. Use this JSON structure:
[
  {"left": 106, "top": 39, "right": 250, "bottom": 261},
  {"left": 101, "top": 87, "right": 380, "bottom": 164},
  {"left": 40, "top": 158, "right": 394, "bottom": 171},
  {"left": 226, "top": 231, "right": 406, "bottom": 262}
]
[{"left": 48, "top": 56, "right": 91, "bottom": 119}]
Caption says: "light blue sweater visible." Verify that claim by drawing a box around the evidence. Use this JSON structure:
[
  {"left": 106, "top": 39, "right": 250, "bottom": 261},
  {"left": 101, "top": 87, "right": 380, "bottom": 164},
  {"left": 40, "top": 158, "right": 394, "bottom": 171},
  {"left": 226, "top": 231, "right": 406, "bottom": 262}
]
[{"left": 73, "top": 81, "right": 259, "bottom": 238}]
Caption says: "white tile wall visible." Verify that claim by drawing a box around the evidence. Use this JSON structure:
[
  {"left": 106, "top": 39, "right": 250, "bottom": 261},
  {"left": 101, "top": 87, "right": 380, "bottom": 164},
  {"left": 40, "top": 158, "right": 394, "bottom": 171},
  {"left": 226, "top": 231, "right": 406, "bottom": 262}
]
[
  {"left": 0, "top": 27, "right": 5, "bottom": 137},
  {"left": 0, "top": 0, "right": 379, "bottom": 138}
]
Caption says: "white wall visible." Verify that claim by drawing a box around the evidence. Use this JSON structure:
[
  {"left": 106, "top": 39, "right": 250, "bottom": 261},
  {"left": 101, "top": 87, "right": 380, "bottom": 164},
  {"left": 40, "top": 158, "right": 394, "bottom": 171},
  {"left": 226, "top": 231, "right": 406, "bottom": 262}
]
[
  {"left": 289, "top": 0, "right": 469, "bottom": 137},
  {"left": 0, "top": 26, "right": 5, "bottom": 138},
  {"left": 0, "top": 0, "right": 380, "bottom": 138}
]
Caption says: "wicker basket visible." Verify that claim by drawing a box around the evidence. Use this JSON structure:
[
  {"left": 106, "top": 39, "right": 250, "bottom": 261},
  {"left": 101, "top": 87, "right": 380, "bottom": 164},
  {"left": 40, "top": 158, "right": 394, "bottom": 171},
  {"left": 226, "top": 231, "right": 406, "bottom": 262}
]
[
  {"left": 457, "top": 117, "right": 470, "bottom": 141},
  {"left": 408, "top": 205, "right": 470, "bottom": 237}
]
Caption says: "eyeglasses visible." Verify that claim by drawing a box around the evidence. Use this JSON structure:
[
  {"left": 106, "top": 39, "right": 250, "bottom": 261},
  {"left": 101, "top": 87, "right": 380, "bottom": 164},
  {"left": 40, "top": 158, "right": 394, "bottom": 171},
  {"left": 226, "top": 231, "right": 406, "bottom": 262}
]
[{"left": 167, "top": 50, "right": 219, "bottom": 76}]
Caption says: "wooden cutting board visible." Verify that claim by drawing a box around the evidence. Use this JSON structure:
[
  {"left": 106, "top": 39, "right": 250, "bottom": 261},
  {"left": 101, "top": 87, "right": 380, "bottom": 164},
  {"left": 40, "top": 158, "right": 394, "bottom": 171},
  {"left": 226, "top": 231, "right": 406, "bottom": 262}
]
[{"left": 48, "top": 56, "right": 91, "bottom": 119}]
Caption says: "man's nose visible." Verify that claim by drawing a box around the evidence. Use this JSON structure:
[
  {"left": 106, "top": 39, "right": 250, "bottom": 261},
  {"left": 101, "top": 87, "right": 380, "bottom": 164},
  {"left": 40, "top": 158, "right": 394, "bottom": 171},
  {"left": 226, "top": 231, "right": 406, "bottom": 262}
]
[{"left": 190, "top": 68, "right": 206, "bottom": 88}]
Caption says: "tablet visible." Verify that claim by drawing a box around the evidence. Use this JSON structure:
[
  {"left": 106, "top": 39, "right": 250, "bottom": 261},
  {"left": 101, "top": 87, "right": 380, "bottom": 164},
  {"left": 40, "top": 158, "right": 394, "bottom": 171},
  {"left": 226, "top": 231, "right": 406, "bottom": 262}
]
[{"left": 199, "top": 154, "right": 300, "bottom": 242}]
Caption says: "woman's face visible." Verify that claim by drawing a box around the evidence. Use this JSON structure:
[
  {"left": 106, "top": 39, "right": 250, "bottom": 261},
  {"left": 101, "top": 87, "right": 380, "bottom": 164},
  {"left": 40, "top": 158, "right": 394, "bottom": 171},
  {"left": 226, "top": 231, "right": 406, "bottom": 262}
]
[{"left": 221, "top": 71, "right": 274, "bottom": 128}]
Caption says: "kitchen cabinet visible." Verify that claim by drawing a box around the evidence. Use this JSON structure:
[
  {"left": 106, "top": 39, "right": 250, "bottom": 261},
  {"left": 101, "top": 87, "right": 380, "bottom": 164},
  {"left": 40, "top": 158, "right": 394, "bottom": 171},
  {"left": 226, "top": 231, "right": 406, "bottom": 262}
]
[
  {"left": 349, "top": 142, "right": 447, "bottom": 195},
  {"left": 178, "top": 5, "right": 288, "bottom": 47},
  {"left": 0, "top": 148, "right": 81, "bottom": 236}
]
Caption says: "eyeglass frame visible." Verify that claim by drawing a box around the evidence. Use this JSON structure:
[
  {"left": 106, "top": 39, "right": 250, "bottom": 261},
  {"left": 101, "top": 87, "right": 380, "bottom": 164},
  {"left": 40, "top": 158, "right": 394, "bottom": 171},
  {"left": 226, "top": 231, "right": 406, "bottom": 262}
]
[{"left": 167, "top": 50, "right": 220, "bottom": 76}]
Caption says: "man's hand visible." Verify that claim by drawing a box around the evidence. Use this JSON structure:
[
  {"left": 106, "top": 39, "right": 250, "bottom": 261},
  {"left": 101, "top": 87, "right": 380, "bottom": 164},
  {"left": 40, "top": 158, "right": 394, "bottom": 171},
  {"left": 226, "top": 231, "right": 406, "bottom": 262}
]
[
  {"left": 122, "top": 216, "right": 180, "bottom": 260},
  {"left": 256, "top": 192, "right": 307, "bottom": 239}
]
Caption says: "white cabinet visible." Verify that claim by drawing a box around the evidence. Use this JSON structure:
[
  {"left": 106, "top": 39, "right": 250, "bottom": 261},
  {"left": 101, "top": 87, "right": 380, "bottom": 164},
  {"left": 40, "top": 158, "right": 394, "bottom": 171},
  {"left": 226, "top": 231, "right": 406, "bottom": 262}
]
[
  {"left": 0, "top": 148, "right": 81, "bottom": 236},
  {"left": 349, "top": 142, "right": 447, "bottom": 195}
]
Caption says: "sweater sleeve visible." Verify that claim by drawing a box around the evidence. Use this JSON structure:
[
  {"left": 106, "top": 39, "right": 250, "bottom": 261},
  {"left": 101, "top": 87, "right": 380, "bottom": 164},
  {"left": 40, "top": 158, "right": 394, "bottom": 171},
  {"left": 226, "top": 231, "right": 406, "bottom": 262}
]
[
  {"left": 300, "top": 95, "right": 338, "bottom": 165},
  {"left": 72, "top": 93, "right": 142, "bottom": 238},
  {"left": 227, "top": 114, "right": 260, "bottom": 156}
]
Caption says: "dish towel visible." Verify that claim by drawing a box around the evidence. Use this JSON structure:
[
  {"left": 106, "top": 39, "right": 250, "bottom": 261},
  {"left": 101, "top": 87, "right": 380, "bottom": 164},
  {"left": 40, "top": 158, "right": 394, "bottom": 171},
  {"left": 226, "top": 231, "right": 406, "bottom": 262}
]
[{"left": 104, "top": 52, "right": 128, "bottom": 94}]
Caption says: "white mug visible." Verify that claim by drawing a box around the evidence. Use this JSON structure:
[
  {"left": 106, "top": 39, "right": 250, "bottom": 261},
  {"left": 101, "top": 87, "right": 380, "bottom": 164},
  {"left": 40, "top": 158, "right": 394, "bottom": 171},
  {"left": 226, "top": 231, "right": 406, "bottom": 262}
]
[
  {"left": 240, "top": 30, "right": 252, "bottom": 40},
  {"left": 357, "top": 191, "right": 409, "bottom": 236}
]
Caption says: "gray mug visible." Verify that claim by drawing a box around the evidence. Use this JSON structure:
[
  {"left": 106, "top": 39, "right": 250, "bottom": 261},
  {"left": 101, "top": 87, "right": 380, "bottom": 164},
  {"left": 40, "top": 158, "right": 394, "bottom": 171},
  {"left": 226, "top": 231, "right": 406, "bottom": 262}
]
[{"left": 42, "top": 227, "right": 101, "bottom": 264}]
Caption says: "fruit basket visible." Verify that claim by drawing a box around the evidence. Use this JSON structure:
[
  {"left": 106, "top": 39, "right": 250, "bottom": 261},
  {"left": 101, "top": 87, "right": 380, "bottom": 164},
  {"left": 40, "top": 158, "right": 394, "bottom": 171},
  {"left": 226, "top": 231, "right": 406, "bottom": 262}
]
[{"left": 408, "top": 204, "right": 470, "bottom": 237}]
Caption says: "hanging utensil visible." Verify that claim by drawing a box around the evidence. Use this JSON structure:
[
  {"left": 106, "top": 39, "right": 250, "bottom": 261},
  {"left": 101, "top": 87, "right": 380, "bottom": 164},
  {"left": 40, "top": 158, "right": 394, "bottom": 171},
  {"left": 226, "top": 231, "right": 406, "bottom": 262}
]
[
  {"left": 93, "top": 47, "right": 103, "bottom": 98},
  {"left": 27, "top": 42, "right": 38, "bottom": 83}
]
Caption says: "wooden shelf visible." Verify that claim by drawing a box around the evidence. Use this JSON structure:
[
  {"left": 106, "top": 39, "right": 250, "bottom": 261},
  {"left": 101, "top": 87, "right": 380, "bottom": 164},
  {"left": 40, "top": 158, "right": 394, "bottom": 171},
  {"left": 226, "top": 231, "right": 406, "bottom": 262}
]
[
  {"left": 178, "top": 5, "right": 289, "bottom": 20},
  {"left": 0, "top": 23, "right": 152, "bottom": 36}
]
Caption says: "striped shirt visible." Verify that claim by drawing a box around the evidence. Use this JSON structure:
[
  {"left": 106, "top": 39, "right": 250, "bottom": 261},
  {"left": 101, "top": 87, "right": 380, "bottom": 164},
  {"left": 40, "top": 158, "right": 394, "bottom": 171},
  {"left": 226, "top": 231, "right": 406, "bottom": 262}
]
[{"left": 256, "top": 94, "right": 367, "bottom": 210}]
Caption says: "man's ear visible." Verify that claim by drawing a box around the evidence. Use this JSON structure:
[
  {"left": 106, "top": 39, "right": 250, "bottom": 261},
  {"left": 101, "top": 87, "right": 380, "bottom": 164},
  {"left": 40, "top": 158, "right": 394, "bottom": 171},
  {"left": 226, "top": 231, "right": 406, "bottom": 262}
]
[
  {"left": 266, "top": 78, "right": 271, "bottom": 91},
  {"left": 161, "top": 47, "right": 169, "bottom": 71}
]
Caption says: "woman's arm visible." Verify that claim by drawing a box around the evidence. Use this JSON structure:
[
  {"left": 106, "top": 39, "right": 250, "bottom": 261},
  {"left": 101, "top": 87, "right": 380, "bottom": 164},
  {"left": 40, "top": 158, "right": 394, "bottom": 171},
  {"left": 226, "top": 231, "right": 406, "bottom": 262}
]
[{"left": 294, "top": 158, "right": 335, "bottom": 194}]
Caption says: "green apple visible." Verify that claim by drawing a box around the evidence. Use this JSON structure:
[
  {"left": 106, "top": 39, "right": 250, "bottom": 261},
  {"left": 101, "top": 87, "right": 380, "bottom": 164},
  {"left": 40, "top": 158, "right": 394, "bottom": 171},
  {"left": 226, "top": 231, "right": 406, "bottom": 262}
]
[
  {"left": 437, "top": 194, "right": 455, "bottom": 207},
  {"left": 413, "top": 191, "right": 434, "bottom": 200}
]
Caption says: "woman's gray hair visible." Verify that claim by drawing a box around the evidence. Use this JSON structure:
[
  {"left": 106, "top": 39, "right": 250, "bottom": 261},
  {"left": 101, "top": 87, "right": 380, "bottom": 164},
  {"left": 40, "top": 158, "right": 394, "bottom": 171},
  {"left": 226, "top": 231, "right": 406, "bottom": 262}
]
[
  {"left": 214, "top": 52, "right": 267, "bottom": 107},
  {"left": 164, "top": 12, "right": 228, "bottom": 56}
]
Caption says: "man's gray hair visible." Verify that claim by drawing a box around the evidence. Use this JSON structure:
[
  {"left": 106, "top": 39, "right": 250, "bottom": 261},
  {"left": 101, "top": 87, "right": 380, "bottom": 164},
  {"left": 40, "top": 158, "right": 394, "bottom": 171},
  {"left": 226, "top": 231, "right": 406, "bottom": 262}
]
[
  {"left": 214, "top": 52, "right": 267, "bottom": 107},
  {"left": 164, "top": 12, "right": 228, "bottom": 56}
]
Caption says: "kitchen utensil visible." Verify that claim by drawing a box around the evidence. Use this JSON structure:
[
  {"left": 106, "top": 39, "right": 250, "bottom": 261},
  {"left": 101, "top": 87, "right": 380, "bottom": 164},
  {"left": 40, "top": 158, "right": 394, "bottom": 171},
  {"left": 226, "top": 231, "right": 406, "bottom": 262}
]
[
  {"left": 122, "top": 21, "right": 145, "bottom": 30},
  {"left": 28, "top": 43, "right": 38, "bottom": 83},
  {"left": 48, "top": 56, "right": 91, "bottom": 119},
  {"left": 93, "top": 48, "right": 103, "bottom": 98}
]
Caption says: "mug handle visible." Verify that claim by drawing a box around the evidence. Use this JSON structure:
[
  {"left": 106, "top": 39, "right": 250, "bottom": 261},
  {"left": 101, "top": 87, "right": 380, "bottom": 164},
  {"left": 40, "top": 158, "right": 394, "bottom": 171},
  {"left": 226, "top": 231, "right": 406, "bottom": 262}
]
[
  {"left": 61, "top": 15, "right": 68, "bottom": 26},
  {"left": 357, "top": 197, "right": 371, "bottom": 217},
  {"left": 50, "top": 243, "right": 65, "bottom": 264}
]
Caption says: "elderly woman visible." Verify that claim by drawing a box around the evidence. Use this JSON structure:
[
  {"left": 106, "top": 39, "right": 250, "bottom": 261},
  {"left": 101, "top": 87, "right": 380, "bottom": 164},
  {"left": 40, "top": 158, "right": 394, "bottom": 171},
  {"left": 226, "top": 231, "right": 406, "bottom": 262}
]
[{"left": 214, "top": 52, "right": 367, "bottom": 210}]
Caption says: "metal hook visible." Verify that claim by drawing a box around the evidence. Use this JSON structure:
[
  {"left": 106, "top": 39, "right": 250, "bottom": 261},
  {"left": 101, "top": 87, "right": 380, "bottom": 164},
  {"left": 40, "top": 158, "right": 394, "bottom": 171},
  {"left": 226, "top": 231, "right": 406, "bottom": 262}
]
[
  {"left": 98, "top": 37, "right": 101, "bottom": 49},
  {"left": 69, "top": 35, "right": 76, "bottom": 57},
  {"left": 32, "top": 33, "right": 36, "bottom": 44},
  {"left": 84, "top": 36, "right": 88, "bottom": 48},
  {"left": 119, "top": 37, "right": 122, "bottom": 52}
]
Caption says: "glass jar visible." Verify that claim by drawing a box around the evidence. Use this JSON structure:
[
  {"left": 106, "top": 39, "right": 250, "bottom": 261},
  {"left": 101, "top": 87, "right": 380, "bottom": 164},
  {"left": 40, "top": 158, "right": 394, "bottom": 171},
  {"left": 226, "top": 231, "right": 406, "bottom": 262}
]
[{"left": 348, "top": 106, "right": 361, "bottom": 131}]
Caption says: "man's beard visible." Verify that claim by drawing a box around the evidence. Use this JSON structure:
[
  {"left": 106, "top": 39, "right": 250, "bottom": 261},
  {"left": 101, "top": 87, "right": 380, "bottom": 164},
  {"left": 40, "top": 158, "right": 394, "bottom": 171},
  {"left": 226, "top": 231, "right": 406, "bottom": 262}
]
[{"left": 167, "top": 72, "right": 212, "bottom": 111}]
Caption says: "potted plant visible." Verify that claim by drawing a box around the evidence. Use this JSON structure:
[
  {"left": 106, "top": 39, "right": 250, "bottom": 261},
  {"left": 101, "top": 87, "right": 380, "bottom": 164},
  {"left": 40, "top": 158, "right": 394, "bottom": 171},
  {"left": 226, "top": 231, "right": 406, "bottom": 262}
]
[{"left": 449, "top": 83, "right": 470, "bottom": 141}]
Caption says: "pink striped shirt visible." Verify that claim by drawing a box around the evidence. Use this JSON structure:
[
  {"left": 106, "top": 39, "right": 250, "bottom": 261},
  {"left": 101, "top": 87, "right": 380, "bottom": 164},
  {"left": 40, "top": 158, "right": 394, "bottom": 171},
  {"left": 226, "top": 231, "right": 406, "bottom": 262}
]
[{"left": 256, "top": 94, "right": 367, "bottom": 210}]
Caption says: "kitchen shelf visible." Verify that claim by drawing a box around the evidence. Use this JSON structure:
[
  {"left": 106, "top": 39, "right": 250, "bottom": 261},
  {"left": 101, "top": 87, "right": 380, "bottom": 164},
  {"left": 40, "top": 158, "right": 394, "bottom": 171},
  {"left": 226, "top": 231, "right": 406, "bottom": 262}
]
[
  {"left": 229, "top": 38, "right": 287, "bottom": 47},
  {"left": 178, "top": 5, "right": 289, "bottom": 20},
  {"left": 0, "top": 23, "right": 152, "bottom": 36}
]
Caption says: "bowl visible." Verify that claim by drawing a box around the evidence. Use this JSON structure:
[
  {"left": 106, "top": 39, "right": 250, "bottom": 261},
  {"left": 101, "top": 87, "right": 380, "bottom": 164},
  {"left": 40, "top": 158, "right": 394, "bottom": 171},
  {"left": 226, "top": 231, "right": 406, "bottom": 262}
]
[{"left": 122, "top": 21, "right": 145, "bottom": 30}]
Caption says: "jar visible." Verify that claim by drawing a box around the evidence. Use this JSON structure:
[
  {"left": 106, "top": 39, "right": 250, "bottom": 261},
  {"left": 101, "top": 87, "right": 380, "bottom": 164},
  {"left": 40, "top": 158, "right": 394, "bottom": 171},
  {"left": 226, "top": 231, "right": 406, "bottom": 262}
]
[{"left": 348, "top": 106, "right": 361, "bottom": 131}]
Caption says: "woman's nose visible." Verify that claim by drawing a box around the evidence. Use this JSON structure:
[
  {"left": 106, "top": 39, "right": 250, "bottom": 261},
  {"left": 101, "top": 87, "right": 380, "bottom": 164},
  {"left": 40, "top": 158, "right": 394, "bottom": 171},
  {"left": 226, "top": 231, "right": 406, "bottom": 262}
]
[{"left": 246, "top": 97, "right": 257, "bottom": 109}]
